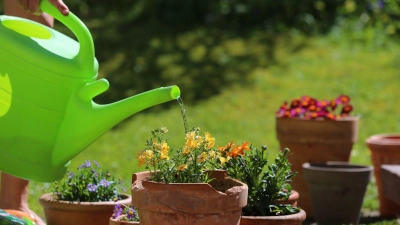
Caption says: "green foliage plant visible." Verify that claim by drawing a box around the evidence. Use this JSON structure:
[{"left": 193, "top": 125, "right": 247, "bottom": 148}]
[
  {"left": 136, "top": 127, "right": 219, "bottom": 183},
  {"left": 46, "top": 160, "right": 125, "bottom": 202},
  {"left": 219, "top": 143, "right": 300, "bottom": 216}
]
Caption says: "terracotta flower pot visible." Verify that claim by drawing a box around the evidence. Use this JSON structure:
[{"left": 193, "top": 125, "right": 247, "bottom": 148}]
[
  {"left": 131, "top": 170, "right": 248, "bottom": 225},
  {"left": 109, "top": 215, "right": 140, "bottom": 225},
  {"left": 303, "top": 162, "right": 372, "bottom": 225},
  {"left": 276, "top": 116, "right": 359, "bottom": 217},
  {"left": 240, "top": 190, "right": 305, "bottom": 225},
  {"left": 39, "top": 193, "right": 132, "bottom": 225},
  {"left": 240, "top": 209, "right": 306, "bottom": 225},
  {"left": 366, "top": 133, "right": 400, "bottom": 217},
  {"left": 276, "top": 190, "right": 299, "bottom": 207}
]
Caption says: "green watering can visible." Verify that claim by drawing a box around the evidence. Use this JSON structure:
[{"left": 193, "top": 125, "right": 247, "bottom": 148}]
[{"left": 0, "top": 1, "right": 180, "bottom": 182}]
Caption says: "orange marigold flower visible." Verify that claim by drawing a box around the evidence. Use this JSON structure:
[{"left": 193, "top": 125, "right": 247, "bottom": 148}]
[
  {"left": 330, "top": 99, "right": 337, "bottom": 110},
  {"left": 337, "top": 95, "right": 350, "bottom": 104},
  {"left": 325, "top": 113, "right": 336, "bottom": 120},
  {"left": 290, "top": 99, "right": 301, "bottom": 109},
  {"left": 218, "top": 141, "right": 234, "bottom": 153},
  {"left": 341, "top": 104, "right": 353, "bottom": 114},
  {"left": 229, "top": 142, "right": 250, "bottom": 159}
]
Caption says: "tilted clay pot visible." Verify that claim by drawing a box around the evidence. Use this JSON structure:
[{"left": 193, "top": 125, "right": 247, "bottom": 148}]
[{"left": 131, "top": 170, "right": 248, "bottom": 225}]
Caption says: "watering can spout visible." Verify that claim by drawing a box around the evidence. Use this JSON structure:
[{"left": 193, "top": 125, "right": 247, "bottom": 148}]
[{"left": 52, "top": 84, "right": 180, "bottom": 167}]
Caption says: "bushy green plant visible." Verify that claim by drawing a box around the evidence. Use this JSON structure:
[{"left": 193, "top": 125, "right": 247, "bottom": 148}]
[
  {"left": 219, "top": 144, "right": 300, "bottom": 216},
  {"left": 45, "top": 160, "right": 125, "bottom": 202}
]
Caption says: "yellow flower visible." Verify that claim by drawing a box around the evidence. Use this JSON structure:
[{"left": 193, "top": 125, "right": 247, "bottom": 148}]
[
  {"left": 186, "top": 138, "right": 199, "bottom": 149},
  {"left": 219, "top": 157, "right": 227, "bottom": 166},
  {"left": 160, "top": 127, "right": 168, "bottom": 133},
  {"left": 219, "top": 156, "right": 231, "bottom": 166},
  {"left": 160, "top": 150, "right": 169, "bottom": 160},
  {"left": 144, "top": 150, "right": 154, "bottom": 159},
  {"left": 161, "top": 141, "right": 169, "bottom": 151},
  {"left": 185, "top": 131, "right": 199, "bottom": 149},
  {"left": 182, "top": 146, "right": 191, "bottom": 155},
  {"left": 186, "top": 131, "right": 196, "bottom": 141},
  {"left": 196, "top": 135, "right": 203, "bottom": 143},
  {"left": 177, "top": 164, "right": 187, "bottom": 171},
  {"left": 205, "top": 132, "right": 215, "bottom": 148},
  {"left": 209, "top": 150, "right": 216, "bottom": 159},
  {"left": 137, "top": 152, "right": 146, "bottom": 167},
  {"left": 198, "top": 152, "right": 207, "bottom": 162}
]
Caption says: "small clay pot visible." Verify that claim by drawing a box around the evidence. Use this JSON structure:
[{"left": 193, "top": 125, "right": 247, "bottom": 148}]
[
  {"left": 39, "top": 193, "right": 132, "bottom": 225},
  {"left": 303, "top": 162, "right": 372, "bottom": 225},
  {"left": 109, "top": 215, "right": 140, "bottom": 225},
  {"left": 240, "top": 209, "right": 306, "bottom": 225}
]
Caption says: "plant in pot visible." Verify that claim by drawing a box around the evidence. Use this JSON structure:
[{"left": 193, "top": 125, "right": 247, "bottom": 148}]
[
  {"left": 218, "top": 143, "right": 306, "bottom": 225},
  {"left": 40, "top": 160, "right": 131, "bottom": 225},
  {"left": 275, "top": 94, "right": 358, "bottom": 216},
  {"left": 109, "top": 204, "right": 140, "bottom": 225},
  {"left": 131, "top": 127, "right": 248, "bottom": 225}
]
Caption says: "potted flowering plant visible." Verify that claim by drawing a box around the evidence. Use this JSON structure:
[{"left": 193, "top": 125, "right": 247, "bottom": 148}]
[
  {"left": 39, "top": 160, "right": 131, "bottom": 225},
  {"left": 131, "top": 127, "right": 248, "bottom": 225},
  {"left": 109, "top": 204, "right": 140, "bottom": 225},
  {"left": 275, "top": 95, "right": 358, "bottom": 217},
  {"left": 218, "top": 143, "right": 306, "bottom": 224}
]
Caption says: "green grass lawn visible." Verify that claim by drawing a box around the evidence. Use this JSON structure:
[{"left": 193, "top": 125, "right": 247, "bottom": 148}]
[{"left": 25, "top": 34, "right": 400, "bottom": 223}]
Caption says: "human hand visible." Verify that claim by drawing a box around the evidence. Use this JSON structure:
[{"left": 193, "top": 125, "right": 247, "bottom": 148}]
[{"left": 17, "top": 0, "right": 69, "bottom": 16}]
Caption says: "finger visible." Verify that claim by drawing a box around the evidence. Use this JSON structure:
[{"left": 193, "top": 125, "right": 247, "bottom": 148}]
[
  {"left": 20, "top": 0, "right": 29, "bottom": 11},
  {"left": 28, "top": 0, "right": 42, "bottom": 15},
  {"left": 16, "top": 0, "right": 23, "bottom": 8},
  {"left": 48, "top": 0, "right": 69, "bottom": 16}
]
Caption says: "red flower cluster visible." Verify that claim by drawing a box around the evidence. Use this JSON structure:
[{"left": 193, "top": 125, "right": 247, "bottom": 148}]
[{"left": 276, "top": 95, "right": 353, "bottom": 120}]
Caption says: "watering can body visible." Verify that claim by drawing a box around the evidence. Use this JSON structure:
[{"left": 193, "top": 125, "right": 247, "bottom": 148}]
[{"left": 0, "top": 1, "right": 180, "bottom": 182}]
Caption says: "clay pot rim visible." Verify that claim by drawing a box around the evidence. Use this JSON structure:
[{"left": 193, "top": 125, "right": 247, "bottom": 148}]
[
  {"left": 303, "top": 162, "right": 373, "bottom": 173},
  {"left": 366, "top": 133, "right": 400, "bottom": 145},
  {"left": 109, "top": 215, "right": 140, "bottom": 224},
  {"left": 240, "top": 209, "right": 306, "bottom": 221},
  {"left": 133, "top": 170, "right": 248, "bottom": 195},
  {"left": 276, "top": 116, "right": 359, "bottom": 122},
  {"left": 39, "top": 193, "right": 132, "bottom": 205}
]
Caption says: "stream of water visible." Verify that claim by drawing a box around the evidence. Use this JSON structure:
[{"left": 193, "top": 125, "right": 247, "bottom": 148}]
[{"left": 177, "top": 96, "right": 188, "bottom": 134}]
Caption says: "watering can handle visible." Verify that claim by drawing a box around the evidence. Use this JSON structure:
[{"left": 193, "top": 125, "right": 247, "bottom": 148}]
[{"left": 40, "top": 0, "right": 94, "bottom": 72}]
